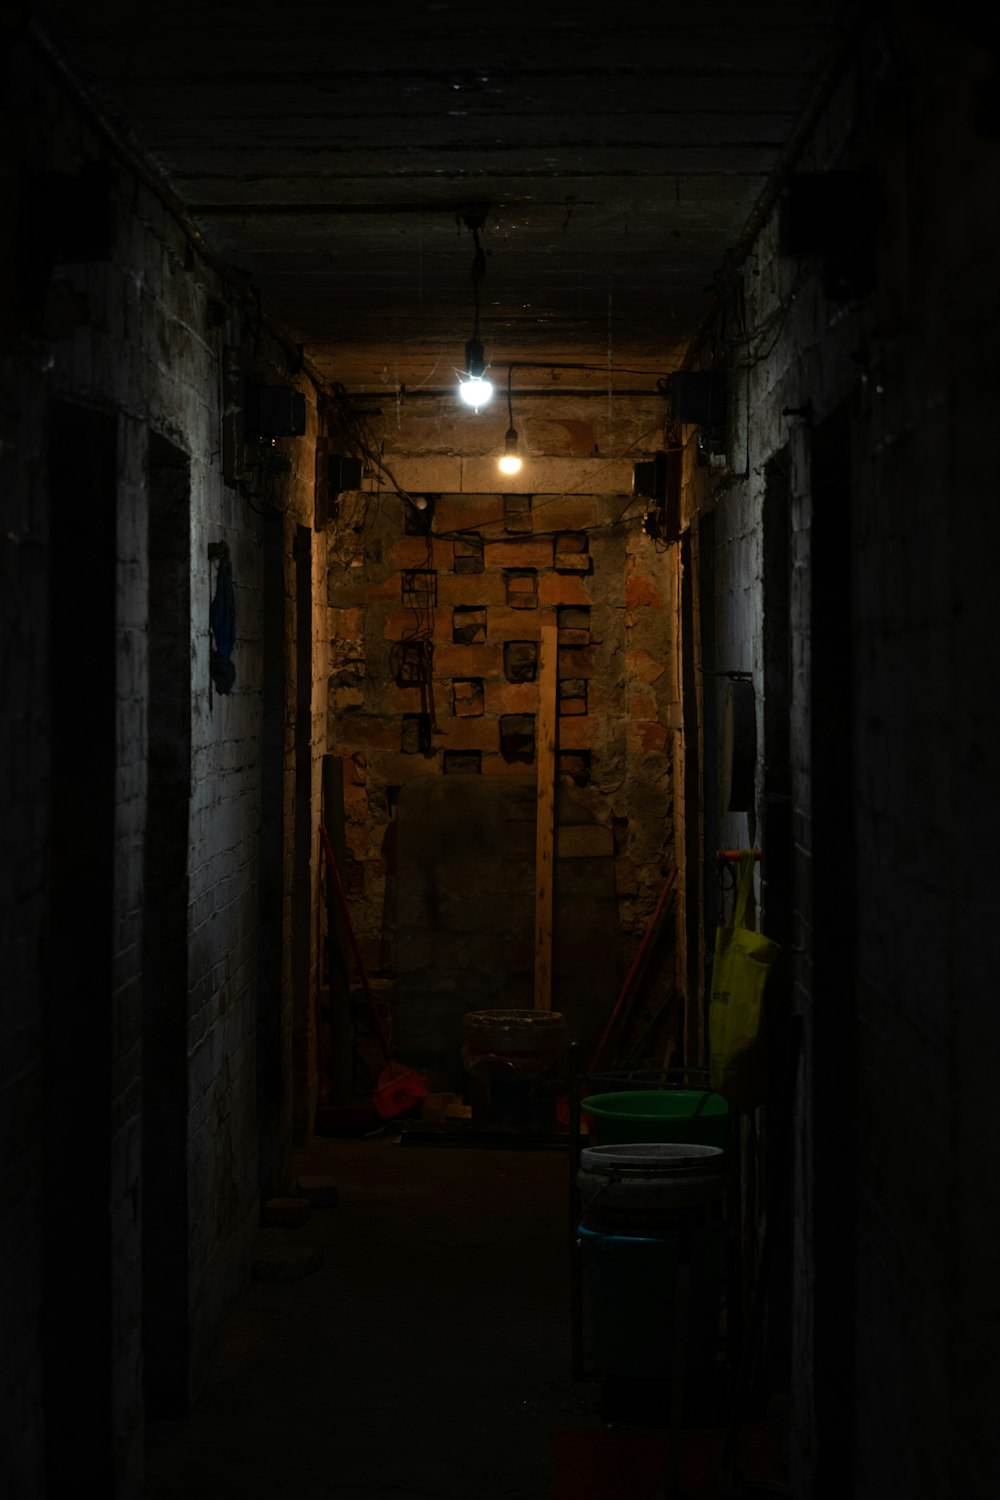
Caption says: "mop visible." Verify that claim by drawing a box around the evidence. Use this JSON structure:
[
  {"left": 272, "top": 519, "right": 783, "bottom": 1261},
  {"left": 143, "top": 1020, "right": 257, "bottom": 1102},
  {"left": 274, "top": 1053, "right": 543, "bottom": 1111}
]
[{"left": 319, "top": 825, "right": 429, "bottom": 1119}]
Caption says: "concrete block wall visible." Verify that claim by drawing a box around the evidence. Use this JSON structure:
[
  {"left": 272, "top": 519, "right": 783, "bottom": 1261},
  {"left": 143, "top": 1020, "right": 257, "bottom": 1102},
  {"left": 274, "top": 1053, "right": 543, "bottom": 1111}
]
[
  {"left": 0, "top": 37, "right": 325, "bottom": 1494},
  {"left": 677, "top": 11, "right": 1000, "bottom": 1497},
  {"left": 325, "top": 393, "right": 678, "bottom": 1075}
]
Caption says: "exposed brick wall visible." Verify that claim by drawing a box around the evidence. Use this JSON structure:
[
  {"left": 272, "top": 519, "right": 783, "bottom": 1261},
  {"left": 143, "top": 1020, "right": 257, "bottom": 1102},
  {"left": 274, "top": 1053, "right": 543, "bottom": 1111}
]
[
  {"left": 325, "top": 396, "right": 678, "bottom": 1077},
  {"left": 677, "top": 13, "right": 1000, "bottom": 1497},
  {"left": 0, "top": 39, "right": 325, "bottom": 1493}
]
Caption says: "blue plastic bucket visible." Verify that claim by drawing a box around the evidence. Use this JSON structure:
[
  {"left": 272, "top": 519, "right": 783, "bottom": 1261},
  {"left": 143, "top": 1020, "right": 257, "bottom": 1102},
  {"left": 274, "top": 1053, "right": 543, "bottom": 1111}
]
[{"left": 578, "top": 1223, "right": 725, "bottom": 1380}]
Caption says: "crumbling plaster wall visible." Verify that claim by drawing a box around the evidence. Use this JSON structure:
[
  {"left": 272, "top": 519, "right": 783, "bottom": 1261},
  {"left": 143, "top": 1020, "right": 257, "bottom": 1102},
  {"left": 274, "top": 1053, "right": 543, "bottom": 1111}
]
[
  {"left": 1, "top": 40, "right": 325, "bottom": 1495},
  {"left": 325, "top": 393, "right": 678, "bottom": 1069},
  {"left": 677, "top": 13, "right": 1000, "bottom": 1499}
]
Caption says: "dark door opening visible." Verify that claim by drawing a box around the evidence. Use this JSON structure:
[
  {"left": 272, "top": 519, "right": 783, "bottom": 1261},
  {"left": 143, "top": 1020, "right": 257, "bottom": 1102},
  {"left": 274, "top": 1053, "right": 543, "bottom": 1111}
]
[
  {"left": 292, "top": 525, "right": 315, "bottom": 1143},
  {"left": 763, "top": 449, "right": 793, "bottom": 947},
  {"left": 761, "top": 445, "right": 795, "bottom": 1397},
  {"left": 809, "top": 402, "right": 857, "bottom": 1499},
  {"left": 43, "top": 399, "right": 118, "bottom": 1490},
  {"left": 142, "top": 431, "right": 192, "bottom": 1418},
  {"left": 257, "top": 513, "right": 291, "bottom": 1200}
]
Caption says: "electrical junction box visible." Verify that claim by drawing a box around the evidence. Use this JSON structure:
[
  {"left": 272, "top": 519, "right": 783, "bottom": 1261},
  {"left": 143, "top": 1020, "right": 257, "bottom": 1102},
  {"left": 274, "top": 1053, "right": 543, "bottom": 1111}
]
[
  {"left": 315, "top": 452, "right": 364, "bottom": 529},
  {"left": 670, "top": 371, "right": 726, "bottom": 430},
  {"left": 670, "top": 371, "right": 727, "bottom": 466},
  {"left": 245, "top": 382, "right": 307, "bottom": 441},
  {"left": 633, "top": 449, "right": 681, "bottom": 544},
  {"left": 329, "top": 454, "right": 363, "bottom": 495}
]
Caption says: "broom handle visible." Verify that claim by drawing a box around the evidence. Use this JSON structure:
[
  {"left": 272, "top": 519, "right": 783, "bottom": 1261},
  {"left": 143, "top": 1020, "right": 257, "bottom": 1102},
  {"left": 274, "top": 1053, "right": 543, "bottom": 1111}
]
[
  {"left": 588, "top": 868, "right": 676, "bottom": 1074},
  {"left": 319, "top": 824, "right": 392, "bottom": 1066}
]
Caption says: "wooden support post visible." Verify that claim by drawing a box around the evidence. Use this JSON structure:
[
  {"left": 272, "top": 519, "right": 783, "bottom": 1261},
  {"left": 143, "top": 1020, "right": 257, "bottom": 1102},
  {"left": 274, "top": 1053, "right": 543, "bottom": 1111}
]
[
  {"left": 322, "top": 756, "right": 354, "bottom": 1106},
  {"left": 534, "top": 623, "right": 558, "bottom": 1010}
]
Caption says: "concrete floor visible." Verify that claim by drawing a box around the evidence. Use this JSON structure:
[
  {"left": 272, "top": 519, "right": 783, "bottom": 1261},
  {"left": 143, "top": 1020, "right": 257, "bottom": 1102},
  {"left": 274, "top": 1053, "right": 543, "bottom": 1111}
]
[{"left": 145, "top": 1135, "right": 599, "bottom": 1499}]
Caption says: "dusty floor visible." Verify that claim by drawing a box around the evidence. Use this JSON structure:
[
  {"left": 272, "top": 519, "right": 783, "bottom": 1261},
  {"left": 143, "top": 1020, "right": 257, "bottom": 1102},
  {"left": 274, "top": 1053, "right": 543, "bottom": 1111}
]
[{"left": 145, "top": 1134, "right": 599, "bottom": 1499}]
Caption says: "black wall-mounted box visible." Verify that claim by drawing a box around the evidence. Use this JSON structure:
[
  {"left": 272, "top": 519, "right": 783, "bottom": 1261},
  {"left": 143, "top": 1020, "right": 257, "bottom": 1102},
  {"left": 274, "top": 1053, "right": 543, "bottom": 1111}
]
[
  {"left": 329, "top": 454, "right": 363, "bottom": 495},
  {"left": 245, "top": 382, "right": 307, "bottom": 441},
  {"left": 670, "top": 371, "right": 727, "bottom": 430},
  {"left": 315, "top": 453, "right": 364, "bottom": 528},
  {"left": 633, "top": 449, "right": 682, "bottom": 544}
]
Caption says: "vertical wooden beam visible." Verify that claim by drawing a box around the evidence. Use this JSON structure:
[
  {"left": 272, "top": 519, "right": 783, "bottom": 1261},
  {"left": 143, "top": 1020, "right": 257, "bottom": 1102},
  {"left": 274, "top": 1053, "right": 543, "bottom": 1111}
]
[
  {"left": 322, "top": 755, "right": 354, "bottom": 1106},
  {"left": 534, "top": 623, "right": 558, "bottom": 1010}
]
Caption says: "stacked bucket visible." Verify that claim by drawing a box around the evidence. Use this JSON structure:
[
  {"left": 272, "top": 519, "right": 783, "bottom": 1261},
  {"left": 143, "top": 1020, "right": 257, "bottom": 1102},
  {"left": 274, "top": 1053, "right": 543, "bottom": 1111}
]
[{"left": 577, "top": 1089, "right": 730, "bottom": 1421}]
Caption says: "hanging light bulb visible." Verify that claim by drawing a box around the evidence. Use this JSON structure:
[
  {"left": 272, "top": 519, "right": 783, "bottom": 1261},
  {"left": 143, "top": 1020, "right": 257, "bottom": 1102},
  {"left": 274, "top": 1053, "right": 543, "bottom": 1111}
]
[
  {"left": 456, "top": 216, "right": 493, "bottom": 410},
  {"left": 497, "top": 365, "right": 523, "bottom": 474},
  {"left": 458, "top": 336, "right": 493, "bottom": 410},
  {"left": 498, "top": 426, "right": 522, "bottom": 475}
]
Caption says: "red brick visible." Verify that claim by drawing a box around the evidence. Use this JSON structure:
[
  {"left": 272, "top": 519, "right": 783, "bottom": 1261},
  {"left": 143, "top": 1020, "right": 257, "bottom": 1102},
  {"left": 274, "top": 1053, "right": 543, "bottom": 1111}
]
[
  {"left": 329, "top": 605, "right": 365, "bottom": 639},
  {"left": 386, "top": 685, "right": 425, "bottom": 713},
  {"left": 389, "top": 536, "right": 455, "bottom": 570},
  {"left": 438, "top": 573, "right": 506, "bottom": 607},
  {"left": 452, "top": 679, "right": 485, "bottom": 716},
  {"left": 481, "top": 752, "right": 536, "bottom": 777},
  {"left": 554, "top": 552, "right": 592, "bottom": 573},
  {"left": 332, "top": 573, "right": 400, "bottom": 607},
  {"left": 486, "top": 607, "right": 544, "bottom": 642},
  {"left": 437, "top": 717, "right": 500, "bottom": 751},
  {"left": 484, "top": 538, "right": 552, "bottom": 569},
  {"left": 435, "top": 494, "right": 505, "bottom": 530},
  {"left": 555, "top": 530, "right": 588, "bottom": 554},
  {"left": 433, "top": 643, "right": 497, "bottom": 678},
  {"left": 559, "top": 697, "right": 588, "bottom": 716},
  {"left": 532, "top": 496, "right": 600, "bottom": 530},
  {"left": 538, "top": 574, "right": 591, "bottom": 607},
  {"left": 382, "top": 607, "right": 452, "bottom": 641},
  {"left": 504, "top": 571, "right": 539, "bottom": 609},
  {"left": 486, "top": 681, "right": 539, "bottom": 715},
  {"left": 558, "top": 646, "right": 595, "bottom": 679}
]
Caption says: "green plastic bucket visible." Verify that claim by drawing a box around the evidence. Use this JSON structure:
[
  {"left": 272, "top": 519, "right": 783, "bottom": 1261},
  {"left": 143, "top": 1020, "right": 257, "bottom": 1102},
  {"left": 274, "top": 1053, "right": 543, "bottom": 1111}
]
[{"left": 580, "top": 1089, "right": 729, "bottom": 1151}]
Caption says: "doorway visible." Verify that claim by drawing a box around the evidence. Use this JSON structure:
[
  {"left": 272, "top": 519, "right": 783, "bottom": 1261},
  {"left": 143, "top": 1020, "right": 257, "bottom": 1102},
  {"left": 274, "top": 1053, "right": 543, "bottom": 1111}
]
[
  {"left": 808, "top": 401, "right": 857, "bottom": 1497},
  {"left": 43, "top": 399, "right": 118, "bottom": 1489},
  {"left": 142, "top": 431, "right": 192, "bottom": 1417}
]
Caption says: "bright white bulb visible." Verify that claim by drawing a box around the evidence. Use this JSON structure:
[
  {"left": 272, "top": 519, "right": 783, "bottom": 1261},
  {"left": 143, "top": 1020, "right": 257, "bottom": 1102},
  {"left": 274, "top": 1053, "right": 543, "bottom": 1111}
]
[
  {"left": 458, "top": 376, "right": 493, "bottom": 410},
  {"left": 498, "top": 454, "right": 523, "bottom": 475}
]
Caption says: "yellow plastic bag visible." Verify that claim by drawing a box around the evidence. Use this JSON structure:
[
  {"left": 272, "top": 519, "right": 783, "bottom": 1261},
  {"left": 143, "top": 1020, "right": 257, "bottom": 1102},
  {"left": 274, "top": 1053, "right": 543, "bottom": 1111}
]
[{"left": 708, "top": 852, "right": 780, "bottom": 1108}]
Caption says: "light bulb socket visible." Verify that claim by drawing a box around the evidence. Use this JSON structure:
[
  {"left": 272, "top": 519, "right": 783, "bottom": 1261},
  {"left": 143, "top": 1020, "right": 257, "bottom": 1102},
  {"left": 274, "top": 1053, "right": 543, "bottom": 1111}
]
[
  {"left": 465, "top": 337, "right": 486, "bottom": 379},
  {"left": 503, "top": 426, "right": 519, "bottom": 455}
]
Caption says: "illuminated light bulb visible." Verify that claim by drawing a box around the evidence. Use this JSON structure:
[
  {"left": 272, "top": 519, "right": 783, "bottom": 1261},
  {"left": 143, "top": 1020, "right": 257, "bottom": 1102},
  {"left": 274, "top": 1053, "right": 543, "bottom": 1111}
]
[
  {"left": 458, "top": 335, "right": 493, "bottom": 411},
  {"left": 458, "top": 375, "right": 493, "bottom": 410},
  {"left": 498, "top": 426, "right": 522, "bottom": 475}
]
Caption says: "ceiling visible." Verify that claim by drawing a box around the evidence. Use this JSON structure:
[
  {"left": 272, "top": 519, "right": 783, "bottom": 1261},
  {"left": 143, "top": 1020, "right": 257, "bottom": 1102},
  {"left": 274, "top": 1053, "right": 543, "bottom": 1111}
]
[{"left": 37, "top": 0, "right": 843, "bottom": 396}]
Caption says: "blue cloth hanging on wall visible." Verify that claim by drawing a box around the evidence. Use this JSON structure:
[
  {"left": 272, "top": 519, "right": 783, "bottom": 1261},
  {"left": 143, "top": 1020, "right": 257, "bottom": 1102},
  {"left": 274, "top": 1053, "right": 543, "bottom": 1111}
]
[{"left": 209, "top": 541, "right": 236, "bottom": 694}]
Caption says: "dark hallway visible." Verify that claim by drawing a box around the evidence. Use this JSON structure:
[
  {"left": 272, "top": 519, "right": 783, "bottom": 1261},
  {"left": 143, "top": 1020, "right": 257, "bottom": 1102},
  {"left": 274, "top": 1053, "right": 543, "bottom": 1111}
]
[
  {"left": 2, "top": 3, "right": 999, "bottom": 1497},
  {"left": 144, "top": 1138, "right": 585, "bottom": 1500}
]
